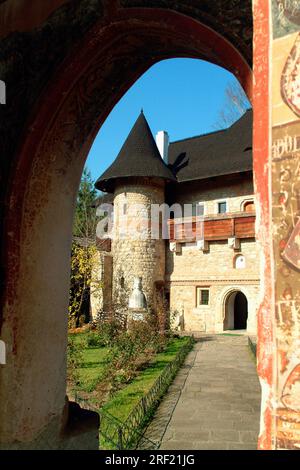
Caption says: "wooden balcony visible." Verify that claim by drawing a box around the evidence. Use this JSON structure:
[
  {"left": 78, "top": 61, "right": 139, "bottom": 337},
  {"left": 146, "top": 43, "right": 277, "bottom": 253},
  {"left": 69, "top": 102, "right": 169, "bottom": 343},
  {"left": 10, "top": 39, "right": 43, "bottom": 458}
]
[{"left": 168, "top": 211, "right": 256, "bottom": 242}]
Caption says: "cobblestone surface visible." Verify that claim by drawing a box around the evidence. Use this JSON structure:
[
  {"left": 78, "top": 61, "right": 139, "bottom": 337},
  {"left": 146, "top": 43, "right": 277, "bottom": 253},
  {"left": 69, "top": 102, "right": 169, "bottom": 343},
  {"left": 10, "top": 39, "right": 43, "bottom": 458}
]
[{"left": 141, "top": 335, "right": 261, "bottom": 450}]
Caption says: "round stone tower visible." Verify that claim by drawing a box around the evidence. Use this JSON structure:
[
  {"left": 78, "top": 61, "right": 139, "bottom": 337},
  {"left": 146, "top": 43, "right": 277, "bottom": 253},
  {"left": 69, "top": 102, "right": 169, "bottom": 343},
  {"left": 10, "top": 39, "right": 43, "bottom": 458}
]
[
  {"left": 112, "top": 178, "right": 165, "bottom": 307},
  {"left": 95, "top": 111, "right": 176, "bottom": 310}
]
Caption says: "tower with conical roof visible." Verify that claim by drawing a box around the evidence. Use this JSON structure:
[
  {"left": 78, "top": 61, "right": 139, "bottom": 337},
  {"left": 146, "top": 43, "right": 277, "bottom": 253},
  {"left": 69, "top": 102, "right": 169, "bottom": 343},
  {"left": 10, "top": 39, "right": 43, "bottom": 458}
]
[{"left": 95, "top": 111, "right": 176, "bottom": 312}]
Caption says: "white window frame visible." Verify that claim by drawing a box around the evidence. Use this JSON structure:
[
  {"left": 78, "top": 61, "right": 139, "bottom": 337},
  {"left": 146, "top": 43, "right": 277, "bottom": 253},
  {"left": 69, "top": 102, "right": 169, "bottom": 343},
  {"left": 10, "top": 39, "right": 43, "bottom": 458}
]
[
  {"left": 196, "top": 202, "right": 205, "bottom": 217},
  {"left": 192, "top": 201, "right": 205, "bottom": 218},
  {"left": 196, "top": 287, "right": 210, "bottom": 307},
  {"left": 216, "top": 199, "right": 228, "bottom": 215}
]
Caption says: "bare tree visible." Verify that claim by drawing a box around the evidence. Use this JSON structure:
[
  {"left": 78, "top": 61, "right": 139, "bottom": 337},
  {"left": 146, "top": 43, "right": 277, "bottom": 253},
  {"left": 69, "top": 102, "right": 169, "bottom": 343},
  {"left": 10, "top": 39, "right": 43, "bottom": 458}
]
[{"left": 213, "top": 80, "right": 251, "bottom": 130}]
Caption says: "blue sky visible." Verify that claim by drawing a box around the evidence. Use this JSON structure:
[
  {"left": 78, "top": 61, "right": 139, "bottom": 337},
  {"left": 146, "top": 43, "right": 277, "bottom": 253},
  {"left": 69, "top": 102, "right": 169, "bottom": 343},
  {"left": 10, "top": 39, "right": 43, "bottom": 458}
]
[{"left": 86, "top": 58, "right": 249, "bottom": 184}]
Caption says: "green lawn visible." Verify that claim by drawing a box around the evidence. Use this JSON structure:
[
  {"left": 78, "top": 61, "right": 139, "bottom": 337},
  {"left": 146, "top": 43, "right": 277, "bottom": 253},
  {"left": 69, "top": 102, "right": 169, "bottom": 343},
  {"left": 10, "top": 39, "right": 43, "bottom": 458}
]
[
  {"left": 77, "top": 347, "right": 108, "bottom": 392},
  {"left": 102, "top": 336, "right": 191, "bottom": 421},
  {"left": 69, "top": 333, "right": 108, "bottom": 393},
  {"left": 68, "top": 333, "right": 193, "bottom": 448},
  {"left": 69, "top": 333, "right": 191, "bottom": 417}
]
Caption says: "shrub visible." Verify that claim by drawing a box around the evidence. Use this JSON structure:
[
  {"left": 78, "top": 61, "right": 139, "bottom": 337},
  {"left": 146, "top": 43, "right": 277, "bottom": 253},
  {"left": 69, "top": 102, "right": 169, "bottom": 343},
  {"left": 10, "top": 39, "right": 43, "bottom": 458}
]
[
  {"left": 85, "top": 331, "right": 103, "bottom": 348},
  {"left": 67, "top": 336, "right": 84, "bottom": 387},
  {"left": 101, "top": 319, "right": 169, "bottom": 392},
  {"left": 97, "top": 319, "right": 123, "bottom": 347}
]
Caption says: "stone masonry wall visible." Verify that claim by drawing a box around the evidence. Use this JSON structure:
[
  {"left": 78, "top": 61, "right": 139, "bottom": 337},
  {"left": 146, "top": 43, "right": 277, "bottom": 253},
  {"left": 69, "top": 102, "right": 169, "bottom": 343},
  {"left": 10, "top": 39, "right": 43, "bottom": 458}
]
[
  {"left": 112, "top": 179, "right": 165, "bottom": 307},
  {"left": 168, "top": 242, "right": 260, "bottom": 334},
  {"left": 167, "top": 177, "right": 260, "bottom": 334},
  {"left": 90, "top": 250, "right": 112, "bottom": 320},
  {"left": 169, "top": 175, "right": 254, "bottom": 216}
]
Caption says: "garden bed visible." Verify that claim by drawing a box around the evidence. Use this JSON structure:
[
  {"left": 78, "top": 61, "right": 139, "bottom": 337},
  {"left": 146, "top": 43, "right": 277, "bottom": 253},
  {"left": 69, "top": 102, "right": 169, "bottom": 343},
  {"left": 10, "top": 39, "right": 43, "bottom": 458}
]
[{"left": 69, "top": 332, "right": 194, "bottom": 449}]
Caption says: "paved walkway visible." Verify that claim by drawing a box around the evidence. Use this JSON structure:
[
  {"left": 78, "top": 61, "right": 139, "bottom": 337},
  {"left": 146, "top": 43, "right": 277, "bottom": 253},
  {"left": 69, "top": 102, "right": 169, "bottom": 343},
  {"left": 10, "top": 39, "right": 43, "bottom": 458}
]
[{"left": 141, "top": 335, "right": 261, "bottom": 450}]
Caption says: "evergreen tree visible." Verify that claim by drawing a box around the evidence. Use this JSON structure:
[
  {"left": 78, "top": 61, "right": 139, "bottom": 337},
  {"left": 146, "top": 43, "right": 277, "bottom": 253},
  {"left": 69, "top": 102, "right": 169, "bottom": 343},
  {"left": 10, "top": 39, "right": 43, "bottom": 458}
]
[
  {"left": 73, "top": 167, "right": 98, "bottom": 240},
  {"left": 69, "top": 167, "right": 98, "bottom": 328}
]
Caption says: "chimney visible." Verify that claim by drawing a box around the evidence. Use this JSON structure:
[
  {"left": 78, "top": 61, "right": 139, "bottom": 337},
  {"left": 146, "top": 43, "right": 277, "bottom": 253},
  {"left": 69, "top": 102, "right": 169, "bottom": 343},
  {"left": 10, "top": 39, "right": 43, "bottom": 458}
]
[{"left": 156, "top": 130, "right": 169, "bottom": 164}]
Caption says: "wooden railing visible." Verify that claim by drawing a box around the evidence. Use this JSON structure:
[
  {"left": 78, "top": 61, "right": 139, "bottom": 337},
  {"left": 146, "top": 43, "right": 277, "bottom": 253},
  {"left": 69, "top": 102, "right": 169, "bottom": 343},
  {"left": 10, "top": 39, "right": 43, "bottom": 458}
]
[{"left": 168, "top": 211, "right": 256, "bottom": 242}]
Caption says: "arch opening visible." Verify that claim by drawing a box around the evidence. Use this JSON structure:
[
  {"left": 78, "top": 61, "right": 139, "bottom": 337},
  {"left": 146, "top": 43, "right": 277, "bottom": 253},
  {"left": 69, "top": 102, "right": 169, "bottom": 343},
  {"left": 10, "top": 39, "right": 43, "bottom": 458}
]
[
  {"left": 0, "top": 2, "right": 258, "bottom": 450},
  {"left": 224, "top": 291, "right": 248, "bottom": 331}
]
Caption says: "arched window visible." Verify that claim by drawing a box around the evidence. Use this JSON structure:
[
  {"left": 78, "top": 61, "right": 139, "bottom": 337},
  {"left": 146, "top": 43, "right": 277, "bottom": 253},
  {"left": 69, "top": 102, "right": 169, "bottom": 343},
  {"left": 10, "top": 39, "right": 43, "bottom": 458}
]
[
  {"left": 234, "top": 254, "right": 246, "bottom": 269},
  {"left": 243, "top": 200, "right": 255, "bottom": 212}
]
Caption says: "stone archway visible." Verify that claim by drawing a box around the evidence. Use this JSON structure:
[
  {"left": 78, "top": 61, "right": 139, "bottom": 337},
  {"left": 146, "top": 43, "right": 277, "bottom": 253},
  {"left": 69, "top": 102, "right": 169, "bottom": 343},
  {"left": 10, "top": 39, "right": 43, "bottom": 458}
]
[
  {"left": 224, "top": 291, "right": 248, "bottom": 331},
  {"left": 0, "top": 2, "right": 253, "bottom": 450},
  {"left": 1, "top": 0, "right": 298, "bottom": 451}
]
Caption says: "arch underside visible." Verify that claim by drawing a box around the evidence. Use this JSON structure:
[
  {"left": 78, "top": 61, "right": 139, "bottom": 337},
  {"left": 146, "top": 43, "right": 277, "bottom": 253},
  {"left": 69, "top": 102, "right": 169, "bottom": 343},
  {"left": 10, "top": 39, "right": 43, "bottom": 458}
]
[
  {"left": 0, "top": 1, "right": 253, "bottom": 270},
  {"left": 0, "top": 0, "right": 258, "bottom": 449}
]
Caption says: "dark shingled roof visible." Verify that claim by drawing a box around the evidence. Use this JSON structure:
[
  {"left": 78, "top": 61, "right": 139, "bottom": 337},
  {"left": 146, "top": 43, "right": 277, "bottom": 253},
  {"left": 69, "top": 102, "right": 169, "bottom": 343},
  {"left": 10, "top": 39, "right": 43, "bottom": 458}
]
[
  {"left": 95, "top": 111, "right": 176, "bottom": 192},
  {"left": 168, "top": 109, "right": 252, "bottom": 183}
]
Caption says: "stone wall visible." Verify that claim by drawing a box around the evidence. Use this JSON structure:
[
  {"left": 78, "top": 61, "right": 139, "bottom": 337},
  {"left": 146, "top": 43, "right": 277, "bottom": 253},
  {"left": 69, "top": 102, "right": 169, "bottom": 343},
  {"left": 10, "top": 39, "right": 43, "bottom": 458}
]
[
  {"left": 112, "top": 179, "right": 165, "bottom": 308},
  {"left": 167, "top": 239, "right": 260, "bottom": 334},
  {"left": 168, "top": 173, "right": 254, "bottom": 215},
  {"left": 90, "top": 250, "right": 112, "bottom": 321},
  {"left": 167, "top": 176, "right": 260, "bottom": 334}
]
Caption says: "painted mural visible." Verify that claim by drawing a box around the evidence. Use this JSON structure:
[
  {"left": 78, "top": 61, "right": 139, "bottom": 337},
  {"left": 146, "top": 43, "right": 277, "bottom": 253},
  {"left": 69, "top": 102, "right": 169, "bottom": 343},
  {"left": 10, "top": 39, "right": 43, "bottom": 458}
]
[
  {"left": 272, "top": 0, "right": 300, "bottom": 450},
  {"left": 272, "top": 0, "right": 300, "bottom": 39}
]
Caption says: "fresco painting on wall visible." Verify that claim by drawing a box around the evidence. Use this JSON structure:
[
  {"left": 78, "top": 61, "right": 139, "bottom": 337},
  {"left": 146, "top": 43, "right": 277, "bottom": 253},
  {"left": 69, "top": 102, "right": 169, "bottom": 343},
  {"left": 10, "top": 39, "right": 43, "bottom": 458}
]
[
  {"left": 272, "top": 0, "right": 300, "bottom": 449},
  {"left": 281, "top": 33, "right": 300, "bottom": 116},
  {"left": 272, "top": 0, "right": 300, "bottom": 39}
]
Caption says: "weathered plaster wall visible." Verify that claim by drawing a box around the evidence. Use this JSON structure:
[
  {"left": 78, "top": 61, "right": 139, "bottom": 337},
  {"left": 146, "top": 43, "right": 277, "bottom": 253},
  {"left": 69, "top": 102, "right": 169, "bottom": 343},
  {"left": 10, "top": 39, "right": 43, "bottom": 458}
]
[
  {"left": 270, "top": 0, "right": 300, "bottom": 450},
  {"left": 253, "top": 0, "right": 300, "bottom": 450}
]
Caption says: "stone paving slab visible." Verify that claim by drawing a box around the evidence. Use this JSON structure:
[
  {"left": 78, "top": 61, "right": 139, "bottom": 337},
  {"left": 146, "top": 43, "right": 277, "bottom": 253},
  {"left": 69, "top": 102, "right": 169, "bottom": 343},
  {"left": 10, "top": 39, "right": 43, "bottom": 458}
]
[{"left": 141, "top": 335, "right": 261, "bottom": 450}]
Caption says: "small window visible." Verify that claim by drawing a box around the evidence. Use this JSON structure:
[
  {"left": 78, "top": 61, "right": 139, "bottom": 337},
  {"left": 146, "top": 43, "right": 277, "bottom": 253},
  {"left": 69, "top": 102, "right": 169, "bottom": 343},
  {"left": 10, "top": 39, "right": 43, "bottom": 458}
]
[
  {"left": 120, "top": 276, "right": 125, "bottom": 288},
  {"left": 235, "top": 255, "right": 246, "bottom": 269},
  {"left": 196, "top": 203, "right": 204, "bottom": 217},
  {"left": 123, "top": 203, "right": 127, "bottom": 215},
  {"left": 218, "top": 201, "right": 227, "bottom": 214},
  {"left": 196, "top": 287, "right": 210, "bottom": 306},
  {"left": 192, "top": 202, "right": 204, "bottom": 217}
]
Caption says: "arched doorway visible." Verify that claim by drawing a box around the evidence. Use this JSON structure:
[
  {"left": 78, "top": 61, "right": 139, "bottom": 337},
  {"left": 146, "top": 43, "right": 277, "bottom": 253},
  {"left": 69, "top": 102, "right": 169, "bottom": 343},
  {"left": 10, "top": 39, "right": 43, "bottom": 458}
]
[
  {"left": 224, "top": 291, "right": 248, "bottom": 331},
  {"left": 234, "top": 292, "right": 248, "bottom": 329}
]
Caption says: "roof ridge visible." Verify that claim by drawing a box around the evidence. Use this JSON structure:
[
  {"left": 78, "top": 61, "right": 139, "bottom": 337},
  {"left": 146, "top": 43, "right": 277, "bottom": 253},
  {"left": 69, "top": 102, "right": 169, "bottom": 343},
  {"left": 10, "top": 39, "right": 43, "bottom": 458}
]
[
  {"left": 170, "top": 108, "right": 252, "bottom": 145},
  {"left": 227, "top": 107, "right": 252, "bottom": 129},
  {"left": 170, "top": 127, "right": 226, "bottom": 145}
]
